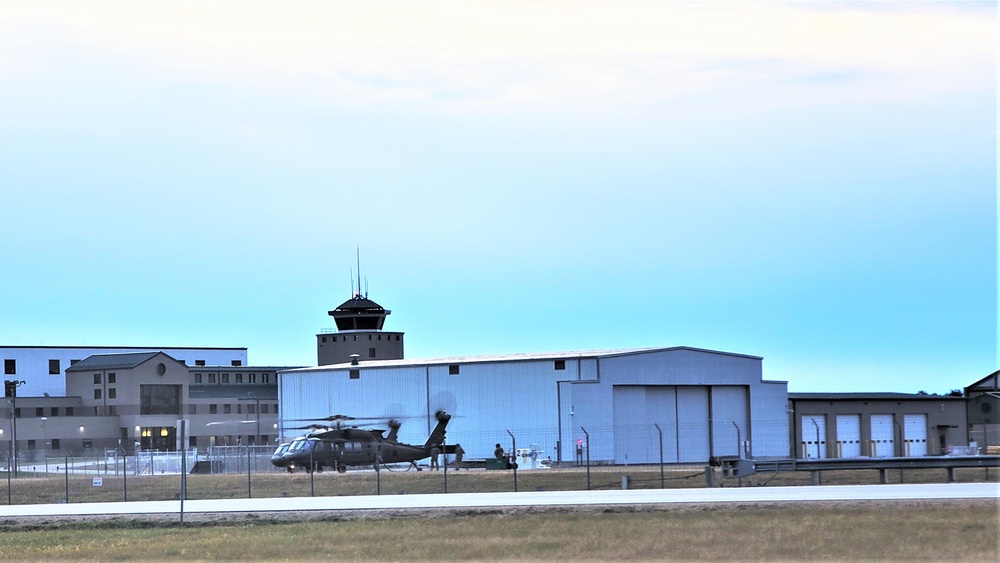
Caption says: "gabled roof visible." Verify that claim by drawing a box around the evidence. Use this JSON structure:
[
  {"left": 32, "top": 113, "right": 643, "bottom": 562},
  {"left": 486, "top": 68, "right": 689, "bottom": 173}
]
[
  {"left": 65, "top": 351, "right": 164, "bottom": 372},
  {"left": 282, "top": 346, "right": 762, "bottom": 374},
  {"left": 965, "top": 370, "right": 1000, "bottom": 392}
]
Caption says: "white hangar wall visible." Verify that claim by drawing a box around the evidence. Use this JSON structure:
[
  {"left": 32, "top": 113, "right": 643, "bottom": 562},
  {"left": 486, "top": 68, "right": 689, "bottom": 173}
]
[{"left": 279, "top": 347, "right": 789, "bottom": 464}]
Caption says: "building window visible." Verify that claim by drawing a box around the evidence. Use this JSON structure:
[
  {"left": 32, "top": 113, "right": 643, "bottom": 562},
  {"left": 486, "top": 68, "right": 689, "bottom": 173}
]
[
  {"left": 194, "top": 373, "right": 203, "bottom": 383},
  {"left": 261, "top": 434, "right": 270, "bottom": 444},
  {"left": 27, "top": 439, "right": 35, "bottom": 450},
  {"left": 94, "top": 374, "right": 102, "bottom": 384},
  {"left": 208, "top": 373, "right": 217, "bottom": 384},
  {"left": 94, "top": 389, "right": 102, "bottom": 400},
  {"left": 224, "top": 404, "right": 232, "bottom": 414},
  {"left": 231, "top": 360, "right": 242, "bottom": 367},
  {"left": 139, "top": 384, "right": 181, "bottom": 415},
  {"left": 189, "top": 436, "right": 197, "bottom": 448},
  {"left": 554, "top": 360, "right": 566, "bottom": 371},
  {"left": 261, "top": 404, "right": 269, "bottom": 415},
  {"left": 262, "top": 374, "right": 270, "bottom": 384},
  {"left": 3, "top": 359, "right": 15, "bottom": 375},
  {"left": 222, "top": 374, "right": 230, "bottom": 384},
  {"left": 449, "top": 365, "right": 460, "bottom": 375},
  {"left": 396, "top": 335, "right": 400, "bottom": 341},
  {"left": 49, "top": 359, "right": 60, "bottom": 375},
  {"left": 369, "top": 348, "right": 376, "bottom": 358},
  {"left": 108, "top": 373, "right": 116, "bottom": 384},
  {"left": 66, "top": 407, "right": 73, "bottom": 416},
  {"left": 235, "top": 373, "right": 243, "bottom": 384},
  {"left": 273, "top": 404, "right": 278, "bottom": 414},
  {"left": 248, "top": 373, "right": 256, "bottom": 383},
  {"left": 368, "top": 335, "right": 372, "bottom": 341},
  {"left": 13, "top": 408, "right": 20, "bottom": 417},
  {"left": 51, "top": 407, "right": 59, "bottom": 417},
  {"left": 209, "top": 404, "right": 218, "bottom": 414},
  {"left": 35, "top": 407, "right": 44, "bottom": 417},
  {"left": 188, "top": 404, "right": 197, "bottom": 415},
  {"left": 82, "top": 439, "right": 92, "bottom": 449},
  {"left": 70, "top": 359, "right": 80, "bottom": 365},
  {"left": 195, "top": 360, "right": 206, "bottom": 367},
  {"left": 237, "top": 404, "right": 242, "bottom": 414},
  {"left": 349, "top": 369, "right": 360, "bottom": 380},
  {"left": 248, "top": 403, "right": 256, "bottom": 414},
  {"left": 108, "top": 388, "right": 116, "bottom": 399},
  {"left": 51, "top": 438, "right": 60, "bottom": 450},
  {"left": 353, "top": 335, "right": 357, "bottom": 341}
]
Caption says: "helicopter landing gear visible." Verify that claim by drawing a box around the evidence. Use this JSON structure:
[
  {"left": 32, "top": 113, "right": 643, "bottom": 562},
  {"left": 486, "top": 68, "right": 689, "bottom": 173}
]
[{"left": 337, "top": 464, "right": 347, "bottom": 474}]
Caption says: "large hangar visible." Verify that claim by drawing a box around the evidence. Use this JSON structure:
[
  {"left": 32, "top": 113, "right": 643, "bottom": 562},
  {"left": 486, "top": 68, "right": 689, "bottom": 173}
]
[{"left": 278, "top": 346, "right": 789, "bottom": 465}]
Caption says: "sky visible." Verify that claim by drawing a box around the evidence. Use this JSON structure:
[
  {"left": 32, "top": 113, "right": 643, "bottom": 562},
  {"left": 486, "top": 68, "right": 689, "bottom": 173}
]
[{"left": 0, "top": 1, "right": 995, "bottom": 394}]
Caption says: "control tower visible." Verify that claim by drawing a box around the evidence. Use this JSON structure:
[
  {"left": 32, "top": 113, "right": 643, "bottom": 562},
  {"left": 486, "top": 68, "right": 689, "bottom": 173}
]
[{"left": 316, "top": 292, "right": 404, "bottom": 366}]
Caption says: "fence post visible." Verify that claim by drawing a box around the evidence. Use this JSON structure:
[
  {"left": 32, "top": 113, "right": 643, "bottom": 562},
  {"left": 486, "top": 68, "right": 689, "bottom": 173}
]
[{"left": 581, "top": 427, "right": 590, "bottom": 491}]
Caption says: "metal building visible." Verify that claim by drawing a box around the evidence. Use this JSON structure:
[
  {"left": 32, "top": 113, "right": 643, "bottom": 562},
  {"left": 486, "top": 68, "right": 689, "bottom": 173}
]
[{"left": 279, "top": 347, "right": 790, "bottom": 464}]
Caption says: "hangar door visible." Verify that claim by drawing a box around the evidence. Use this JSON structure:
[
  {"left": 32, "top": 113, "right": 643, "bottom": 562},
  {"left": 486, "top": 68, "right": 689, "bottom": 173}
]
[{"left": 613, "top": 386, "right": 745, "bottom": 464}]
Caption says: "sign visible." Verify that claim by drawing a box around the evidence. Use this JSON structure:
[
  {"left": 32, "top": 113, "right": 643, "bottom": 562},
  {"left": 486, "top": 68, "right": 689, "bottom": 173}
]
[{"left": 92, "top": 477, "right": 103, "bottom": 487}]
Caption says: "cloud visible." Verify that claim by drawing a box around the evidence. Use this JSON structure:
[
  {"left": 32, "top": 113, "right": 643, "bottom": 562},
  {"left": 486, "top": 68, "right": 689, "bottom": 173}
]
[{"left": 0, "top": 1, "right": 992, "bottom": 120}]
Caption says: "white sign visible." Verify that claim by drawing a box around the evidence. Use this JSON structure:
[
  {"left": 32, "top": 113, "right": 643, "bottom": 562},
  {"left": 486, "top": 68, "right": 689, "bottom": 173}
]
[{"left": 92, "top": 477, "right": 103, "bottom": 487}]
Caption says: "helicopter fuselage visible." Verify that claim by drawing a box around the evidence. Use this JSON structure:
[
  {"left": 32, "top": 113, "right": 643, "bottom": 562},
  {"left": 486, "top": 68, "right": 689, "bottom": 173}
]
[{"left": 272, "top": 411, "right": 450, "bottom": 473}]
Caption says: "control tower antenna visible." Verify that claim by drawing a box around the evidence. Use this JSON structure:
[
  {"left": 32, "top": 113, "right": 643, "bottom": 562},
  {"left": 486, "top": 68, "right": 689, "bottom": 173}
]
[{"left": 356, "top": 247, "right": 363, "bottom": 297}]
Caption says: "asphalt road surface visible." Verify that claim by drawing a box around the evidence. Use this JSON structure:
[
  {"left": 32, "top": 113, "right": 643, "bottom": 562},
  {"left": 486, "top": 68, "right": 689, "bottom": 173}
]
[{"left": 0, "top": 482, "right": 996, "bottom": 518}]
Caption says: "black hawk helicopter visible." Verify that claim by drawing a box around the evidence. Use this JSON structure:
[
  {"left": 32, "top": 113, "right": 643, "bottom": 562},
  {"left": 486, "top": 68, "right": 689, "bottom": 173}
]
[{"left": 271, "top": 411, "right": 451, "bottom": 473}]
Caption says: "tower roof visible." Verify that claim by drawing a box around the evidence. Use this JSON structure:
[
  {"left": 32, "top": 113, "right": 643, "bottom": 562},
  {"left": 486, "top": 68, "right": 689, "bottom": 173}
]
[{"left": 328, "top": 293, "right": 391, "bottom": 331}]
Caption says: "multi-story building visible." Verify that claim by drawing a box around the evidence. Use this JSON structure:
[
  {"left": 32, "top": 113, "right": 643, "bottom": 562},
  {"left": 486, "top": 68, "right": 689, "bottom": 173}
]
[
  {"left": 1, "top": 345, "right": 247, "bottom": 397},
  {"left": 2, "top": 351, "right": 295, "bottom": 461}
]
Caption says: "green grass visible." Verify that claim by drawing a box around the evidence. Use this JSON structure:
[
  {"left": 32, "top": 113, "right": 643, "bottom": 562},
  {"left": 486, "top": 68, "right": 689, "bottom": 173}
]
[{"left": 0, "top": 502, "right": 995, "bottom": 561}]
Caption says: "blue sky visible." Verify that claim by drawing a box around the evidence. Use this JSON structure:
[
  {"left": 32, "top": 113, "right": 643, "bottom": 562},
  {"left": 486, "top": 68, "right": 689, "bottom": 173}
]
[{"left": 0, "top": 1, "right": 995, "bottom": 393}]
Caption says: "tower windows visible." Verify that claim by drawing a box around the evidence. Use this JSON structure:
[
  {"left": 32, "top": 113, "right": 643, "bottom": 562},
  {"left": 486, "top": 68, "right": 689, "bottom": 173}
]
[{"left": 448, "top": 365, "right": 460, "bottom": 375}]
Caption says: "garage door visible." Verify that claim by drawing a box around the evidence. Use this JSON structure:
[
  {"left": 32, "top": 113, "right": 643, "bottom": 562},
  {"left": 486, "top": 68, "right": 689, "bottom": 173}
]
[
  {"left": 870, "top": 414, "right": 894, "bottom": 457},
  {"left": 800, "top": 415, "right": 827, "bottom": 459},
  {"left": 903, "top": 414, "right": 928, "bottom": 457},
  {"left": 835, "top": 414, "right": 862, "bottom": 458}
]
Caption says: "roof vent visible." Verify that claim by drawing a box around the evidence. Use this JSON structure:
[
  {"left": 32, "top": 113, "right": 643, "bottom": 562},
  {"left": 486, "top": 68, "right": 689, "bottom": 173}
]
[{"left": 350, "top": 354, "right": 360, "bottom": 366}]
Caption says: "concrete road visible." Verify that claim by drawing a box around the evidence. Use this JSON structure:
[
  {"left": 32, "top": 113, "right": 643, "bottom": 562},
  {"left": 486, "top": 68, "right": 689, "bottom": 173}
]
[{"left": 0, "top": 482, "right": 996, "bottom": 518}]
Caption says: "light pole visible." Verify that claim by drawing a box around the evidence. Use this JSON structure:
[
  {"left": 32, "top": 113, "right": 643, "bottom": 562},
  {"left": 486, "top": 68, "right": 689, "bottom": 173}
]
[{"left": 5, "top": 380, "right": 25, "bottom": 478}]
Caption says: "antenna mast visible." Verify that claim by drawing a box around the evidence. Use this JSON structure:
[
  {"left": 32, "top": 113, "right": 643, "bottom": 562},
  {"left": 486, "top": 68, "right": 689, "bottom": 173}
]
[{"left": 356, "top": 247, "right": 362, "bottom": 298}]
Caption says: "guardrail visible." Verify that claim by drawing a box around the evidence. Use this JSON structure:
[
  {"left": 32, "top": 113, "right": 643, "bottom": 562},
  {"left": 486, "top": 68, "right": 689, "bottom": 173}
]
[{"left": 740, "top": 455, "right": 1000, "bottom": 485}]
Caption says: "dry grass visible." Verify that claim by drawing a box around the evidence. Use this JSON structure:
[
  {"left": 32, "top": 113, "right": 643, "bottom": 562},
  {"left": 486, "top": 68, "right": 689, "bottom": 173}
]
[
  {"left": 0, "top": 501, "right": 995, "bottom": 561},
  {"left": 3, "top": 464, "right": 996, "bottom": 504}
]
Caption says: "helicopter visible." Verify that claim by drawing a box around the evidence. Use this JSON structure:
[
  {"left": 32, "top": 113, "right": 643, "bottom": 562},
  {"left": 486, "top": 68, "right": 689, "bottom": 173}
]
[{"left": 271, "top": 410, "right": 451, "bottom": 473}]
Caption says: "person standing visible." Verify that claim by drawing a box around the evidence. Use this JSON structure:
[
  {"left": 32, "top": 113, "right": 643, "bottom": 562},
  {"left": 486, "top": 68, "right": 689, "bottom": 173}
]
[
  {"left": 430, "top": 445, "right": 440, "bottom": 470},
  {"left": 454, "top": 443, "right": 465, "bottom": 470}
]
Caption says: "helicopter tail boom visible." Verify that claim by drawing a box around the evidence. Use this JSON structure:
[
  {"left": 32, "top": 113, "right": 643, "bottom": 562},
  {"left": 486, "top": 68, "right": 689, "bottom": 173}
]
[{"left": 423, "top": 410, "right": 451, "bottom": 450}]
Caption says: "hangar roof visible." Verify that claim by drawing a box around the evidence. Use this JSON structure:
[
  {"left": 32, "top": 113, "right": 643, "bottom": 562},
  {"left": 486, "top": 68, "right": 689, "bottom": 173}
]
[
  {"left": 789, "top": 392, "right": 965, "bottom": 401},
  {"left": 283, "top": 346, "right": 762, "bottom": 374}
]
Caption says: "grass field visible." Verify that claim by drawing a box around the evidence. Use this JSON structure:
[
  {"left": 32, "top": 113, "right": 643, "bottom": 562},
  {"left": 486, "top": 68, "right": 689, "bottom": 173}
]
[
  {"left": 2, "top": 464, "right": 996, "bottom": 504},
  {"left": 0, "top": 501, "right": 995, "bottom": 561},
  {"left": 0, "top": 466, "right": 996, "bottom": 561}
]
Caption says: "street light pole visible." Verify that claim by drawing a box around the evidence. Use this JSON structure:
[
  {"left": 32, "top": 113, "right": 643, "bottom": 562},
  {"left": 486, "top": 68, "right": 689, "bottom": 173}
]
[{"left": 5, "top": 380, "right": 25, "bottom": 478}]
